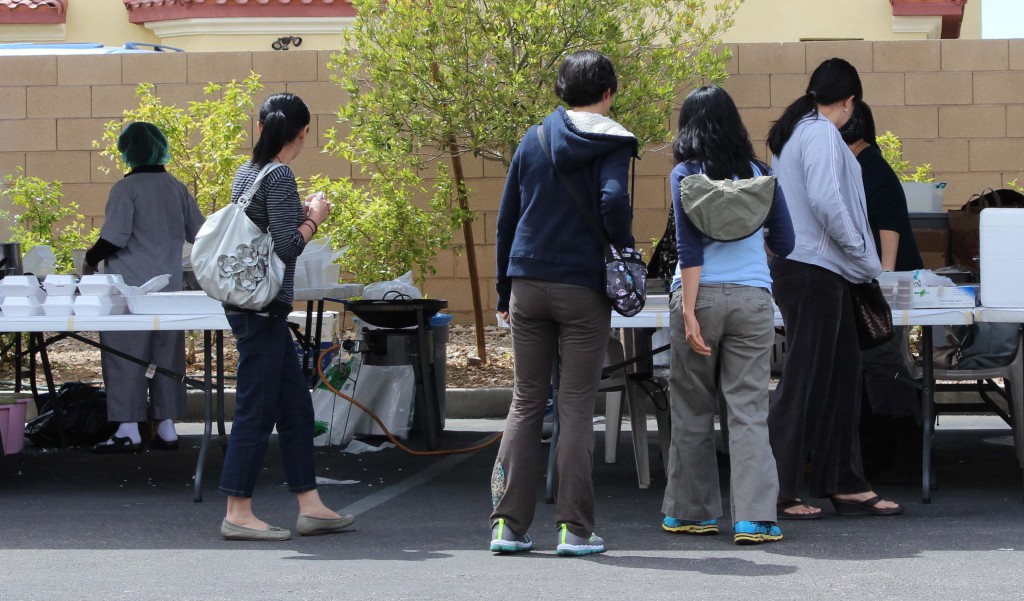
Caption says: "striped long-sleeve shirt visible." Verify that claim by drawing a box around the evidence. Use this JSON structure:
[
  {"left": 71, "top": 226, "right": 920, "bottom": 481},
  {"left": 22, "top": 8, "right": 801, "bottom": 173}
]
[{"left": 231, "top": 160, "right": 307, "bottom": 305}]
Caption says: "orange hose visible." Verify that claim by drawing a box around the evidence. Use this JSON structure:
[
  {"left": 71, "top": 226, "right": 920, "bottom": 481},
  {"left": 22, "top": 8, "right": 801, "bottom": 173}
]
[{"left": 316, "top": 344, "right": 502, "bottom": 455}]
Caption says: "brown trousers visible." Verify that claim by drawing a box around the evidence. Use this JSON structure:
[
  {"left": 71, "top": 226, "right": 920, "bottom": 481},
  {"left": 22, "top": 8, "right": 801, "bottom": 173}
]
[{"left": 490, "top": 279, "right": 611, "bottom": 539}]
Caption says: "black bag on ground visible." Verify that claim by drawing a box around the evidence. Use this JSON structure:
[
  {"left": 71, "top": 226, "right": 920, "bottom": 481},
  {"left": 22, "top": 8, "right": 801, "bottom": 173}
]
[{"left": 24, "top": 382, "right": 115, "bottom": 448}]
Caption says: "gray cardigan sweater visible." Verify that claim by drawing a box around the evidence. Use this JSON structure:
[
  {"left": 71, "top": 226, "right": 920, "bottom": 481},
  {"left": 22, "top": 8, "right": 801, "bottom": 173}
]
[{"left": 772, "top": 113, "right": 881, "bottom": 283}]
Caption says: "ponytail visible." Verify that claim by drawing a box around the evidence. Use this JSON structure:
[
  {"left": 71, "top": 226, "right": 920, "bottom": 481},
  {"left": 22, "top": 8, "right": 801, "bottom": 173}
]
[
  {"left": 767, "top": 58, "right": 863, "bottom": 157},
  {"left": 767, "top": 94, "right": 817, "bottom": 157},
  {"left": 251, "top": 93, "right": 311, "bottom": 168}
]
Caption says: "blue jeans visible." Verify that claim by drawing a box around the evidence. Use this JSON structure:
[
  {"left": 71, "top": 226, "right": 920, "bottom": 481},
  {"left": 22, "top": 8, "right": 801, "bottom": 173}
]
[{"left": 219, "top": 313, "right": 317, "bottom": 498}]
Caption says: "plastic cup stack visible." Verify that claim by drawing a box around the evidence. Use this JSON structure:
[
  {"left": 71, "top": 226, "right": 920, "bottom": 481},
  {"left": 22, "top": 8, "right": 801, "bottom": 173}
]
[{"left": 894, "top": 274, "right": 914, "bottom": 310}]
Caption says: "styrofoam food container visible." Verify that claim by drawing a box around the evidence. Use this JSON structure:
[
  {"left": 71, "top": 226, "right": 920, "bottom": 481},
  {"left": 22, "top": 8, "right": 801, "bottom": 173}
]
[
  {"left": 77, "top": 274, "right": 125, "bottom": 296},
  {"left": 73, "top": 295, "right": 127, "bottom": 316},
  {"left": 2, "top": 296, "right": 43, "bottom": 317},
  {"left": 42, "top": 295, "right": 76, "bottom": 316},
  {"left": 0, "top": 275, "right": 45, "bottom": 298},
  {"left": 126, "top": 291, "right": 222, "bottom": 315},
  {"left": 43, "top": 274, "right": 79, "bottom": 296}
]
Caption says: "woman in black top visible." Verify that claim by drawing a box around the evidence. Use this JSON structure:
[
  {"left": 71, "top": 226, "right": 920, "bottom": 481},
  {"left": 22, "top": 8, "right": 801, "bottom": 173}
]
[
  {"left": 841, "top": 101, "right": 923, "bottom": 482},
  {"left": 841, "top": 101, "right": 922, "bottom": 272}
]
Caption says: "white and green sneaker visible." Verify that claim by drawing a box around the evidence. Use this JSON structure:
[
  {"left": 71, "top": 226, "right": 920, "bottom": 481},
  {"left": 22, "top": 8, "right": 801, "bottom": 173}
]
[
  {"left": 555, "top": 523, "right": 605, "bottom": 556},
  {"left": 489, "top": 518, "right": 533, "bottom": 553}
]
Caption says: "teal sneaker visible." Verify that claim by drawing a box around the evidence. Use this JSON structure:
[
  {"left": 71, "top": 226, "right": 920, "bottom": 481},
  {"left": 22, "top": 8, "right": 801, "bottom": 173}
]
[
  {"left": 555, "top": 523, "right": 605, "bottom": 556},
  {"left": 489, "top": 518, "right": 533, "bottom": 553},
  {"left": 662, "top": 516, "right": 719, "bottom": 535},
  {"left": 733, "top": 521, "right": 783, "bottom": 545}
]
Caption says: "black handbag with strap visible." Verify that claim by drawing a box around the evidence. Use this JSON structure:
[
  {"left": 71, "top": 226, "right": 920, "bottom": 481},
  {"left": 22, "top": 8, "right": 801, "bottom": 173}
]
[{"left": 848, "top": 279, "right": 895, "bottom": 350}]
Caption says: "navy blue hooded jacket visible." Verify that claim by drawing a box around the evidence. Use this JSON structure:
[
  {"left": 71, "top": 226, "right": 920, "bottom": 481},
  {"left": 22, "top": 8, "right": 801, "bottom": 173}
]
[{"left": 495, "top": 107, "right": 638, "bottom": 311}]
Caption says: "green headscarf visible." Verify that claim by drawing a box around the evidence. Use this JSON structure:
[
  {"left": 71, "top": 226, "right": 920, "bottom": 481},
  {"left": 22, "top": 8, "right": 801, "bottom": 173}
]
[{"left": 118, "top": 122, "right": 171, "bottom": 168}]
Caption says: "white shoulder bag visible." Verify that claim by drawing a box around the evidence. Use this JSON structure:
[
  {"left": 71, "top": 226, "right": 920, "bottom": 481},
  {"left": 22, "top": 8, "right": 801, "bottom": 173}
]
[{"left": 190, "top": 162, "right": 286, "bottom": 310}]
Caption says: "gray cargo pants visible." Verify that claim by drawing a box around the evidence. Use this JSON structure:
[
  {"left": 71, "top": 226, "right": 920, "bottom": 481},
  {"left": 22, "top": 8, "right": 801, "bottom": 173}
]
[{"left": 662, "top": 284, "right": 779, "bottom": 523}]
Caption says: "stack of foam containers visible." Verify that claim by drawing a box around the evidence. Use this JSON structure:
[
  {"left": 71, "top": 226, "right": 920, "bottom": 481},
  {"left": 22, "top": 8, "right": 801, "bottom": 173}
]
[
  {"left": 74, "top": 274, "right": 127, "bottom": 315},
  {"left": 0, "top": 275, "right": 46, "bottom": 317},
  {"left": 42, "top": 275, "right": 79, "bottom": 316}
]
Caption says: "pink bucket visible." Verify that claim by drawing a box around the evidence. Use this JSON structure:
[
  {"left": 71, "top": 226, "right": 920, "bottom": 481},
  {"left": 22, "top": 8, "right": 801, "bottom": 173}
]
[{"left": 0, "top": 398, "right": 30, "bottom": 455}]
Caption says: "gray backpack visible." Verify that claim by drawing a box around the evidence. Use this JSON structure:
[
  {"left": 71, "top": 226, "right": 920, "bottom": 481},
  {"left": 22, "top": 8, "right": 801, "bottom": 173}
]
[{"left": 678, "top": 171, "right": 775, "bottom": 242}]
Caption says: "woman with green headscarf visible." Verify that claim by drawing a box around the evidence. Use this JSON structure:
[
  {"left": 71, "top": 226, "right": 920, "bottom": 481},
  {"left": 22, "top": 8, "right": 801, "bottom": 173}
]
[{"left": 84, "top": 121, "right": 205, "bottom": 453}]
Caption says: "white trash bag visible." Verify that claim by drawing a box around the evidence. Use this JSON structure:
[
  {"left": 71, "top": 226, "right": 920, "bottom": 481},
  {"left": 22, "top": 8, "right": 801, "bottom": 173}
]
[{"left": 312, "top": 352, "right": 363, "bottom": 447}]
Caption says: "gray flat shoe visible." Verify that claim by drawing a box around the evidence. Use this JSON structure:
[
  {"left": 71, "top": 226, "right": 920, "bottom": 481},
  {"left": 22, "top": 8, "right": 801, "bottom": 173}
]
[
  {"left": 220, "top": 519, "right": 292, "bottom": 541},
  {"left": 296, "top": 513, "right": 356, "bottom": 536}
]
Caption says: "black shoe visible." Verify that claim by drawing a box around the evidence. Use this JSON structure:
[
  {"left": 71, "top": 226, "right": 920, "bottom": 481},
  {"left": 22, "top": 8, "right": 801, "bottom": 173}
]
[
  {"left": 91, "top": 436, "right": 142, "bottom": 454},
  {"left": 150, "top": 436, "right": 179, "bottom": 451}
]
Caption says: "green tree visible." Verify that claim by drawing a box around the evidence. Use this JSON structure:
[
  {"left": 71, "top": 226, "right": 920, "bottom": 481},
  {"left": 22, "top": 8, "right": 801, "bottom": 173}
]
[
  {"left": 0, "top": 168, "right": 98, "bottom": 274},
  {"left": 329, "top": 0, "right": 741, "bottom": 362},
  {"left": 95, "top": 74, "right": 264, "bottom": 214},
  {"left": 307, "top": 167, "right": 464, "bottom": 284}
]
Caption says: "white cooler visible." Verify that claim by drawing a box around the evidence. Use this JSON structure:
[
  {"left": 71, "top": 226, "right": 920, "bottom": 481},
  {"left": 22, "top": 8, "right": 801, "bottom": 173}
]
[{"left": 980, "top": 207, "right": 1024, "bottom": 307}]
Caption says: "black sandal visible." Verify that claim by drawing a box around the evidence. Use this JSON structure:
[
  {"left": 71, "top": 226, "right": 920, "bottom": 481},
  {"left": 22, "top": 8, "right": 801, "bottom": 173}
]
[
  {"left": 91, "top": 436, "right": 142, "bottom": 454},
  {"left": 777, "top": 499, "right": 824, "bottom": 520},
  {"left": 831, "top": 495, "right": 904, "bottom": 516}
]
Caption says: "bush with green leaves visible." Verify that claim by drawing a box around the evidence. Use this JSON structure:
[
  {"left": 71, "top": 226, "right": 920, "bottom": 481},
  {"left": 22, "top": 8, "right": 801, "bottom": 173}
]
[
  {"left": 95, "top": 74, "right": 263, "bottom": 215},
  {"left": 0, "top": 168, "right": 98, "bottom": 274},
  {"left": 877, "top": 131, "right": 934, "bottom": 183},
  {"left": 328, "top": 0, "right": 741, "bottom": 361}
]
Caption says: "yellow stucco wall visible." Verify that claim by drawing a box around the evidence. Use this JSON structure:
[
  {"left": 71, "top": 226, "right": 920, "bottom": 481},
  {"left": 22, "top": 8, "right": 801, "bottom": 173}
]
[
  {"left": 723, "top": 0, "right": 982, "bottom": 42},
  {"left": 0, "top": 0, "right": 986, "bottom": 50}
]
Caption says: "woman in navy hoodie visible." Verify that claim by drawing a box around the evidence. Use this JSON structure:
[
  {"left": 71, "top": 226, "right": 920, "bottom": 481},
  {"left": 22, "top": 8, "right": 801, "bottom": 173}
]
[{"left": 490, "top": 50, "right": 637, "bottom": 557}]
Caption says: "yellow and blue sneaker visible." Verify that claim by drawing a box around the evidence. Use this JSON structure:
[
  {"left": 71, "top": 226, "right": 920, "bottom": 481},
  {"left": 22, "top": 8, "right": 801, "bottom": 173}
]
[
  {"left": 662, "top": 516, "right": 719, "bottom": 535},
  {"left": 733, "top": 521, "right": 783, "bottom": 545}
]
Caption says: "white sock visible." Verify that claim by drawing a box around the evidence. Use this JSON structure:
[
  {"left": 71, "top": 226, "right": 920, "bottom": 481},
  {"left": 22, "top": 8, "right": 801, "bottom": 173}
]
[
  {"left": 114, "top": 422, "right": 142, "bottom": 444},
  {"left": 156, "top": 419, "right": 178, "bottom": 442}
]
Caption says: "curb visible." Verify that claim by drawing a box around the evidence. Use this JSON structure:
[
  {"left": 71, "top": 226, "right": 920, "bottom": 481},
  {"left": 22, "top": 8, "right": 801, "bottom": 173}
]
[{"left": 169, "top": 385, "right": 991, "bottom": 422}]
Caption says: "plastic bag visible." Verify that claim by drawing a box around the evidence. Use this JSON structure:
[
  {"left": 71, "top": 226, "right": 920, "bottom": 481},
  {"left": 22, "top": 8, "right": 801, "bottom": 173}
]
[
  {"left": 312, "top": 352, "right": 363, "bottom": 447},
  {"left": 352, "top": 365, "right": 415, "bottom": 439},
  {"left": 23, "top": 382, "right": 116, "bottom": 448},
  {"left": 362, "top": 271, "right": 422, "bottom": 300}
]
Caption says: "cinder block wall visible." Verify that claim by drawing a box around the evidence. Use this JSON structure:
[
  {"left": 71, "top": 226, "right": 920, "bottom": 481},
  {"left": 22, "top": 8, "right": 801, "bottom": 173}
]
[{"left": 2, "top": 41, "right": 1023, "bottom": 322}]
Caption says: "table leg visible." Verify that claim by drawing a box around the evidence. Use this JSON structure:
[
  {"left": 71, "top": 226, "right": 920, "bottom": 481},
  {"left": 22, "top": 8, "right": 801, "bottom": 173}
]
[
  {"left": 303, "top": 301, "right": 315, "bottom": 384},
  {"left": 35, "top": 332, "right": 57, "bottom": 396},
  {"left": 313, "top": 299, "right": 326, "bottom": 384},
  {"left": 194, "top": 329, "right": 214, "bottom": 503},
  {"left": 922, "top": 326, "right": 935, "bottom": 504},
  {"left": 14, "top": 334, "right": 23, "bottom": 395}
]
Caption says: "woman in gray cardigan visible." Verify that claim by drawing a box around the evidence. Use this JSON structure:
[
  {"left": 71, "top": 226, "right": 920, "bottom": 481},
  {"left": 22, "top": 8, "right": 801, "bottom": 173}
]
[{"left": 766, "top": 59, "right": 903, "bottom": 520}]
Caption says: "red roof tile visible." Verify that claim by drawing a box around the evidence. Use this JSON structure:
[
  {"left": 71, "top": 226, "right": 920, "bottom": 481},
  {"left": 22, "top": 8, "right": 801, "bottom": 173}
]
[
  {"left": 0, "top": 0, "right": 67, "bottom": 25},
  {"left": 123, "top": 0, "right": 355, "bottom": 24}
]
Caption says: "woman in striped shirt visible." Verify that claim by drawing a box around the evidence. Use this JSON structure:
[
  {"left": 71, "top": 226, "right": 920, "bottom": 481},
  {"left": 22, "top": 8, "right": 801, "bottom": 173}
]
[{"left": 218, "top": 93, "right": 353, "bottom": 541}]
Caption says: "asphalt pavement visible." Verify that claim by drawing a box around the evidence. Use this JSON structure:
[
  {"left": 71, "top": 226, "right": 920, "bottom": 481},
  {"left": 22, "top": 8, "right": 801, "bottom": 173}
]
[{"left": 2, "top": 416, "right": 1023, "bottom": 600}]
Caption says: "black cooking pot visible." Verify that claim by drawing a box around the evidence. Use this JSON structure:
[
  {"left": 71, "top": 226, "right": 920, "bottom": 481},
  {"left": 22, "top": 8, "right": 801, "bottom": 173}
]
[{"left": 342, "top": 297, "right": 448, "bottom": 329}]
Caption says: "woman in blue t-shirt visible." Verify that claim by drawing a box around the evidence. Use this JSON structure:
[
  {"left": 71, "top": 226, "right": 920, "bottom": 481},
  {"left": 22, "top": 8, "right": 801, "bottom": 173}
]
[{"left": 660, "top": 85, "right": 794, "bottom": 545}]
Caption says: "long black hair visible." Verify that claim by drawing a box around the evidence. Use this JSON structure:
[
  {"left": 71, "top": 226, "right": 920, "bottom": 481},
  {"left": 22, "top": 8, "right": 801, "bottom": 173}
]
[
  {"left": 839, "top": 100, "right": 878, "bottom": 148},
  {"left": 672, "top": 85, "right": 760, "bottom": 180},
  {"left": 252, "top": 93, "right": 311, "bottom": 168},
  {"left": 767, "top": 58, "right": 863, "bottom": 157}
]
